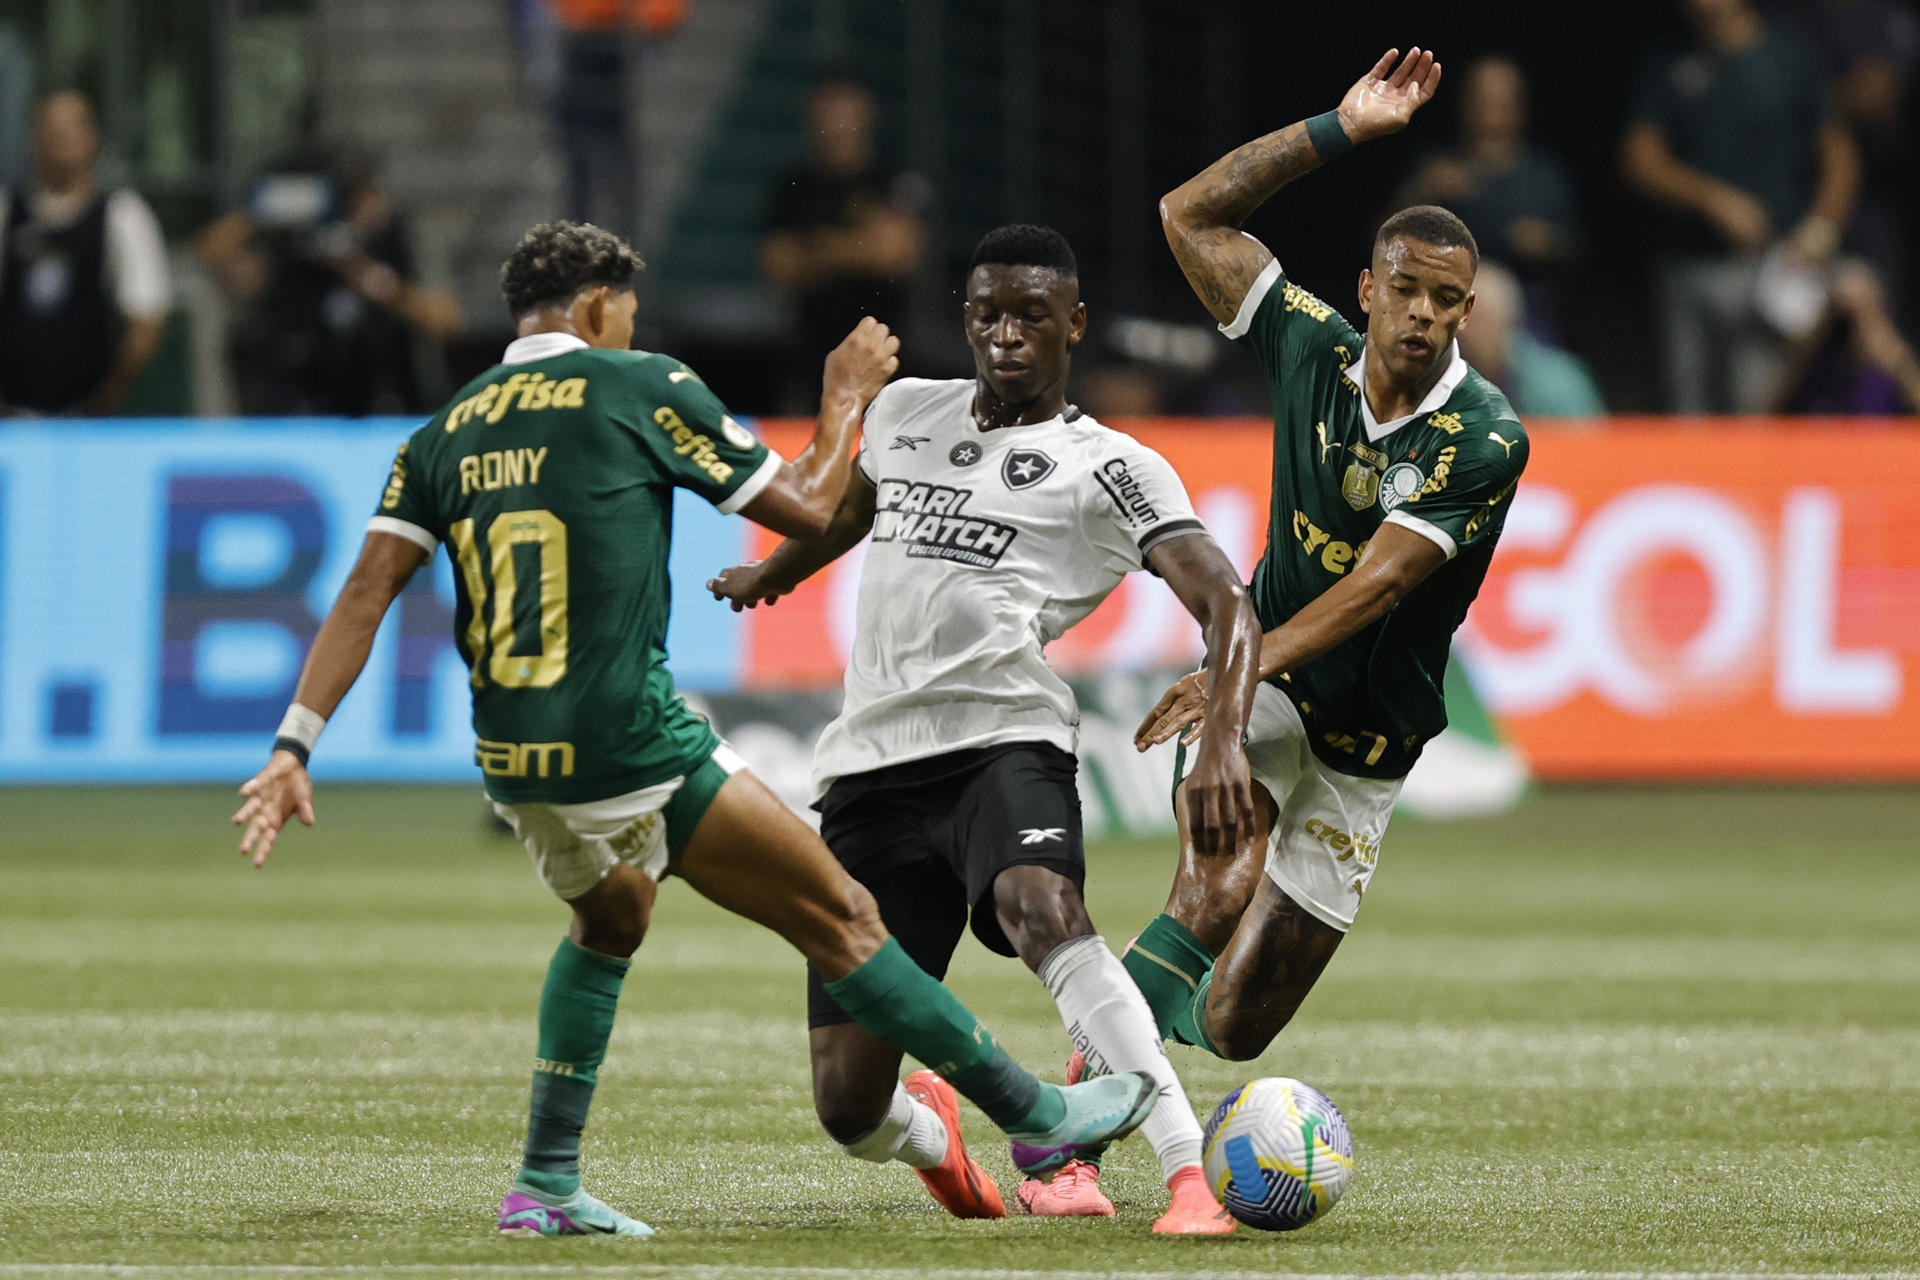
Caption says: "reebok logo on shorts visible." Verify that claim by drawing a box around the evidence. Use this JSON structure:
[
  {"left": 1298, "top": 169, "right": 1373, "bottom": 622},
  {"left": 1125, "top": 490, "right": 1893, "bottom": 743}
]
[{"left": 1018, "top": 828, "right": 1067, "bottom": 844}]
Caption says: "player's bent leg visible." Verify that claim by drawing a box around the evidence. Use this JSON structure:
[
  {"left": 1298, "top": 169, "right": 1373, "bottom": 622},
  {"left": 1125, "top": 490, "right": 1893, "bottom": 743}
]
[
  {"left": 492, "top": 797, "right": 674, "bottom": 1228},
  {"left": 1196, "top": 874, "right": 1345, "bottom": 1062},
  {"left": 673, "top": 764, "right": 1157, "bottom": 1155},
  {"left": 1119, "top": 781, "right": 1275, "bottom": 1045},
  {"left": 991, "top": 867, "right": 1225, "bottom": 1230},
  {"left": 1162, "top": 780, "right": 1275, "bottom": 953}
]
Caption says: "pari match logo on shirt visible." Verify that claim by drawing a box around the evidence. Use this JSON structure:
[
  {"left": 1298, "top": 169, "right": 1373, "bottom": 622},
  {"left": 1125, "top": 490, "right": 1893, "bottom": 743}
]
[{"left": 871, "top": 478, "right": 1018, "bottom": 568}]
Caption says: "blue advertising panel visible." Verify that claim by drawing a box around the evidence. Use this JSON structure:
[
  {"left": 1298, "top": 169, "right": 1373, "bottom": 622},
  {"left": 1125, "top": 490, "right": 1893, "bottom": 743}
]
[{"left": 0, "top": 420, "right": 751, "bottom": 782}]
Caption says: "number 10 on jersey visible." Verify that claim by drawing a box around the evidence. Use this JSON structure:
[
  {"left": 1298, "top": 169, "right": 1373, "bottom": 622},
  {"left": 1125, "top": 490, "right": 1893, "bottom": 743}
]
[{"left": 448, "top": 509, "right": 571, "bottom": 688}]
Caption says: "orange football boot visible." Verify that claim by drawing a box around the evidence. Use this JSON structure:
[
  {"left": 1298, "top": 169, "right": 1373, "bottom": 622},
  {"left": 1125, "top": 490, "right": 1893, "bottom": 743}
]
[
  {"left": 1152, "top": 1164, "right": 1236, "bottom": 1235},
  {"left": 902, "top": 1069, "right": 1006, "bottom": 1218}
]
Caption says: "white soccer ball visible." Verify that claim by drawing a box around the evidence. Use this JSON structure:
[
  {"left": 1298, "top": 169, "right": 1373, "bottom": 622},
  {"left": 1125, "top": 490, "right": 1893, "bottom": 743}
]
[{"left": 1201, "top": 1076, "right": 1354, "bottom": 1230}]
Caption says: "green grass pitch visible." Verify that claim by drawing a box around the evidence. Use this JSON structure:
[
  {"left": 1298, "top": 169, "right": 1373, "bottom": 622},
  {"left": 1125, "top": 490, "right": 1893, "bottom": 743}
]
[{"left": 2, "top": 784, "right": 1916, "bottom": 1279}]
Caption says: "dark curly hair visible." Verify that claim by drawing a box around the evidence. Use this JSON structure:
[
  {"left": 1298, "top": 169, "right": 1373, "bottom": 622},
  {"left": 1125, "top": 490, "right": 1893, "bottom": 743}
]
[
  {"left": 967, "top": 223, "right": 1078, "bottom": 279},
  {"left": 1373, "top": 205, "right": 1479, "bottom": 273},
  {"left": 499, "top": 221, "right": 644, "bottom": 317}
]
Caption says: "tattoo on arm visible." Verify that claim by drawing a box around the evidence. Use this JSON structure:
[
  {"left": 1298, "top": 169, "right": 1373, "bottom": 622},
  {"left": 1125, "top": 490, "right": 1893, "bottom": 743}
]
[{"left": 1162, "top": 122, "right": 1324, "bottom": 325}]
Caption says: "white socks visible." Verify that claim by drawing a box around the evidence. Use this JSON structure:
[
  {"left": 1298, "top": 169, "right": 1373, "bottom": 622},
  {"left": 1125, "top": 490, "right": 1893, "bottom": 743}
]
[
  {"left": 1039, "top": 934, "right": 1205, "bottom": 1181},
  {"left": 835, "top": 1082, "right": 949, "bottom": 1170}
]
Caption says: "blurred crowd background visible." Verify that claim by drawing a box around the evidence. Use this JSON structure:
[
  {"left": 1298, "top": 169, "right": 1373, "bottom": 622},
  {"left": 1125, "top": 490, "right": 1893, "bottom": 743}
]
[{"left": 1, "top": 0, "right": 1917, "bottom": 423}]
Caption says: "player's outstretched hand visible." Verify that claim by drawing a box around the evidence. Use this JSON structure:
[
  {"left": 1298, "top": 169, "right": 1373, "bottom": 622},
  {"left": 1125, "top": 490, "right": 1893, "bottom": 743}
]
[
  {"left": 1135, "top": 670, "right": 1211, "bottom": 751},
  {"left": 708, "top": 560, "right": 787, "bottom": 611},
  {"left": 822, "top": 316, "right": 901, "bottom": 408},
  {"left": 232, "top": 750, "right": 315, "bottom": 868},
  {"left": 1181, "top": 740, "right": 1256, "bottom": 857},
  {"left": 1338, "top": 47, "right": 1442, "bottom": 143}
]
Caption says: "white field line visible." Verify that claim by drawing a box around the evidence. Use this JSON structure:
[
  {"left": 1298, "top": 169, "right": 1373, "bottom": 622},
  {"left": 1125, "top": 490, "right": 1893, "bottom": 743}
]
[{"left": 3, "top": 1267, "right": 1916, "bottom": 1280}]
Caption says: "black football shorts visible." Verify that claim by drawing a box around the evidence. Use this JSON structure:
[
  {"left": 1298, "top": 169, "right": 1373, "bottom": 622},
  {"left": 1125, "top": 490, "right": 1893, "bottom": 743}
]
[{"left": 805, "top": 742, "right": 1085, "bottom": 1029}]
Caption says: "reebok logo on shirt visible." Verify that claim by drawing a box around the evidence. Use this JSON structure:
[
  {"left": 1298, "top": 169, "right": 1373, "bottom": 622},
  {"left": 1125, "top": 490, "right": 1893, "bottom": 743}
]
[{"left": 872, "top": 479, "right": 1018, "bottom": 568}]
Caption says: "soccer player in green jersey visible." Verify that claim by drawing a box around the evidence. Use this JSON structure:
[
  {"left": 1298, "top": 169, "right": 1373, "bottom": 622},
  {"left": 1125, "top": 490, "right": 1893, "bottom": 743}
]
[
  {"left": 1115, "top": 49, "right": 1531, "bottom": 1063},
  {"left": 230, "top": 221, "right": 1157, "bottom": 1238}
]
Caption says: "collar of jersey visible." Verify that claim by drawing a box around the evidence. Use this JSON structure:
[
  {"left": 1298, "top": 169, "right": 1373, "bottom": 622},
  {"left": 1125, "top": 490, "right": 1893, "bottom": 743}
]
[
  {"left": 1342, "top": 340, "right": 1467, "bottom": 443},
  {"left": 501, "top": 332, "right": 591, "bottom": 365}
]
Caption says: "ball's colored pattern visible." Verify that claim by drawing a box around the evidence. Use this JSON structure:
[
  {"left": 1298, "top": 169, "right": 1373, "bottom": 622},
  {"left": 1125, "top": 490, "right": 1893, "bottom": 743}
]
[{"left": 1202, "top": 1076, "right": 1354, "bottom": 1230}]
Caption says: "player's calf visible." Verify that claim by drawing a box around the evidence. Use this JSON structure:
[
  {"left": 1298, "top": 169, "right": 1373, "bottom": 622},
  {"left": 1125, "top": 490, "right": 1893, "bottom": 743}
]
[{"left": 1193, "top": 877, "right": 1345, "bottom": 1061}]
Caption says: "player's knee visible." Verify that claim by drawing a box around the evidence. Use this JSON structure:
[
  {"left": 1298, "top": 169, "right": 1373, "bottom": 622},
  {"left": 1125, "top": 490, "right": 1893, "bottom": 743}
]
[
  {"left": 992, "top": 867, "right": 1092, "bottom": 970},
  {"left": 570, "top": 875, "right": 652, "bottom": 957},
  {"left": 1208, "top": 1021, "right": 1277, "bottom": 1062}
]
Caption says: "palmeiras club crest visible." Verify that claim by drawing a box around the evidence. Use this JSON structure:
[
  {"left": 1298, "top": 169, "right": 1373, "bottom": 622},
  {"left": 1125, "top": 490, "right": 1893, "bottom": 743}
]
[{"left": 1002, "top": 448, "right": 1056, "bottom": 490}]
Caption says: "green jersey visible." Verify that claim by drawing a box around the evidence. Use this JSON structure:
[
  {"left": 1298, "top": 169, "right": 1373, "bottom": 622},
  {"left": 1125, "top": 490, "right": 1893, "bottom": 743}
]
[
  {"left": 370, "top": 333, "right": 780, "bottom": 803},
  {"left": 1224, "top": 260, "right": 1528, "bottom": 780}
]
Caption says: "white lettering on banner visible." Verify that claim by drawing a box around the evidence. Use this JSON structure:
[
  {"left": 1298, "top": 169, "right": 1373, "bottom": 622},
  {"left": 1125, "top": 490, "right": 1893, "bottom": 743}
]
[
  {"left": 1777, "top": 488, "right": 1901, "bottom": 711},
  {"left": 1464, "top": 484, "right": 1901, "bottom": 717}
]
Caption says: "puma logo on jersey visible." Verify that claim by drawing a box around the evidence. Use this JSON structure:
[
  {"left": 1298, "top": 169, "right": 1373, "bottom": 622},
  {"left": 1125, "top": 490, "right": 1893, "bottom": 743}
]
[
  {"left": 1489, "top": 430, "right": 1518, "bottom": 457},
  {"left": 1315, "top": 421, "right": 1339, "bottom": 462},
  {"left": 1018, "top": 828, "right": 1067, "bottom": 845},
  {"left": 890, "top": 435, "right": 930, "bottom": 450}
]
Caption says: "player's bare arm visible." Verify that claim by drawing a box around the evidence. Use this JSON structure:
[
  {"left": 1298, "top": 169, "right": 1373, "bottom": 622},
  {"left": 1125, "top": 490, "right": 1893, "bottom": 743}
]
[
  {"left": 738, "top": 317, "right": 899, "bottom": 539},
  {"left": 232, "top": 531, "right": 429, "bottom": 865},
  {"left": 1147, "top": 532, "right": 1262, "bottom": 855},
  {"left": 1161, "top": 48, "right": 1442, "bottom": 325},
  {"left": 1136, "top": 522, "right": 1445, "bottom": 748},
  {"left": 708, "top": 467, "right": 879, "bottom": 611}
]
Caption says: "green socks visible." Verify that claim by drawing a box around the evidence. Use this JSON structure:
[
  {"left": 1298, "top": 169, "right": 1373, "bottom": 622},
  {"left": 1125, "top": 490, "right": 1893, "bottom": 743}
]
[
  {"left": 1123, "top": 914, "right": 1223, "bottom": 1056},
  {"left": 518, "top": 938, "right": 630, "bottom": 1196},
  {"left": 823, "top": 937, "right": 1061, "bottom": 1133}
]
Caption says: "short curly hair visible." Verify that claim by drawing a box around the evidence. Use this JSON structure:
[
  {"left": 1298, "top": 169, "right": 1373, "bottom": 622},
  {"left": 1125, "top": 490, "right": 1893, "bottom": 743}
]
[
  {"left": 967, "top": 223, "right": 1078, "bottom": 279},
  {"left": 1373, "top": 205, "right": 1479, "bottom": 273},
  {"left": 499, "top": 221, "right": 644, "bottom": 317}
]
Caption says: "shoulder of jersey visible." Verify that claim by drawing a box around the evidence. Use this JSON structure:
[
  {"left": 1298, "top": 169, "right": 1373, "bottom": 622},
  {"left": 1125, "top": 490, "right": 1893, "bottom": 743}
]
[
  {"left": 867, "top": 377, "right": 972, "bottom": 425},
  {"left": 1456, "top": 366, "right": 1526, "bottom": 434}
]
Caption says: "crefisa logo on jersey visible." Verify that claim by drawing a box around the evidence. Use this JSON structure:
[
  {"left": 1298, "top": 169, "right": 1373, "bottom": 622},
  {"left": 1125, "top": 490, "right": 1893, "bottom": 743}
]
[{"left": 1002, "top": 448, "right": 1056, "bottom": 490}]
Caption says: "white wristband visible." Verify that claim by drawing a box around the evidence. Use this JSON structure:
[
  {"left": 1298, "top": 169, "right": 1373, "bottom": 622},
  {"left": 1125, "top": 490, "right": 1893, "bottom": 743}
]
[{"left": 275, "top": 704, "right": 327, "bottom": 753}]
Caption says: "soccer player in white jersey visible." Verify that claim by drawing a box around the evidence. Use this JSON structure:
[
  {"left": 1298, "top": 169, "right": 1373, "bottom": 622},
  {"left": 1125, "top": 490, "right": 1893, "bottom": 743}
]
[{"left": 709, "top": 225, "right": 1262, "bottom": 1233}]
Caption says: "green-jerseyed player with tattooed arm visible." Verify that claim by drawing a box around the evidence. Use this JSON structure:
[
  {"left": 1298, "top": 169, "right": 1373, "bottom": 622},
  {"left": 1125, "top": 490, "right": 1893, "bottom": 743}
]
[
  {"left": 231, "top": 221, "right": 1157, "bottom": 1238},
  {"left": 1109, "top": 50, "right": 1530, "bottom": 1070}
]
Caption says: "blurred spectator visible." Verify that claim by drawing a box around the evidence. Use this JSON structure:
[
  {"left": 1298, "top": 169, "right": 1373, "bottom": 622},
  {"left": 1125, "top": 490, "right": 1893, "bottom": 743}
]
[
  {"left": 540, "top": 0, "right": 688, "bottom": 234},
  {"left": 0, "top": 22, "right": 30, "bottom": 189},
  {"left": 1078, "top": 363, "right": 1167, "bottom": 420},
  {"left": 0, "top": 91, "right": 170, "bottom": 417},
  {"left": 1400, "top": 56, "right": 1581, "bottom": 330},
  {"left": 1621, "top": 0, "right": 1861, "bottom": 414},
  {"left": 1788, "top": 0, "right": 1919, "bottom": 322},
  {"left": 1460, "top": 261, "right": 1606, "bottom": 419},
  {"left": 1769, "top": 260, "right": 1920, "bottom": 414},
  {"left": 194, "top": 142, "right": 461, "bottom": 417},
  {"left": 761, "top": 75, "right": 925, "bottom": 413}
]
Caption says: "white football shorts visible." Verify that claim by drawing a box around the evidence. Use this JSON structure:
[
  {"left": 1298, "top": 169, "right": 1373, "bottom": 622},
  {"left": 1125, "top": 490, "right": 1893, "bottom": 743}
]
[
  {"left": 1177, "top": 682, "right": 1402, "bottom": 932},
  {"left": 492, "top": 744, "right": 745, "bottom": 899}
]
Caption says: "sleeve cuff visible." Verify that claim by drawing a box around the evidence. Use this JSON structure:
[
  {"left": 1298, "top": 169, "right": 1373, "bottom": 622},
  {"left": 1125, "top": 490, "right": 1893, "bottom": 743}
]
[
  {"left": 1137, "top": 518, "right": 1207, "bottom": 558},
  {"left": 367, "top": 516, "right": 438, "bottom": 552},
  {"left": 1383, "top": 510, "right": 1457, "bottom": 560},
  {"left": 1218, "top": 258, "right": 1285, "bottom": 340},
  {"left": 716, "top": 448, "right": 783, "bottom": 515}
]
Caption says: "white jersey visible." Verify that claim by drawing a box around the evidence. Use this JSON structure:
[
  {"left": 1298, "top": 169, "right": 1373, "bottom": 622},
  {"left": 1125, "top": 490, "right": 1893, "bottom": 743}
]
[{"left": 811, "top": 377, "right": 1208, "bottom": 799}]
